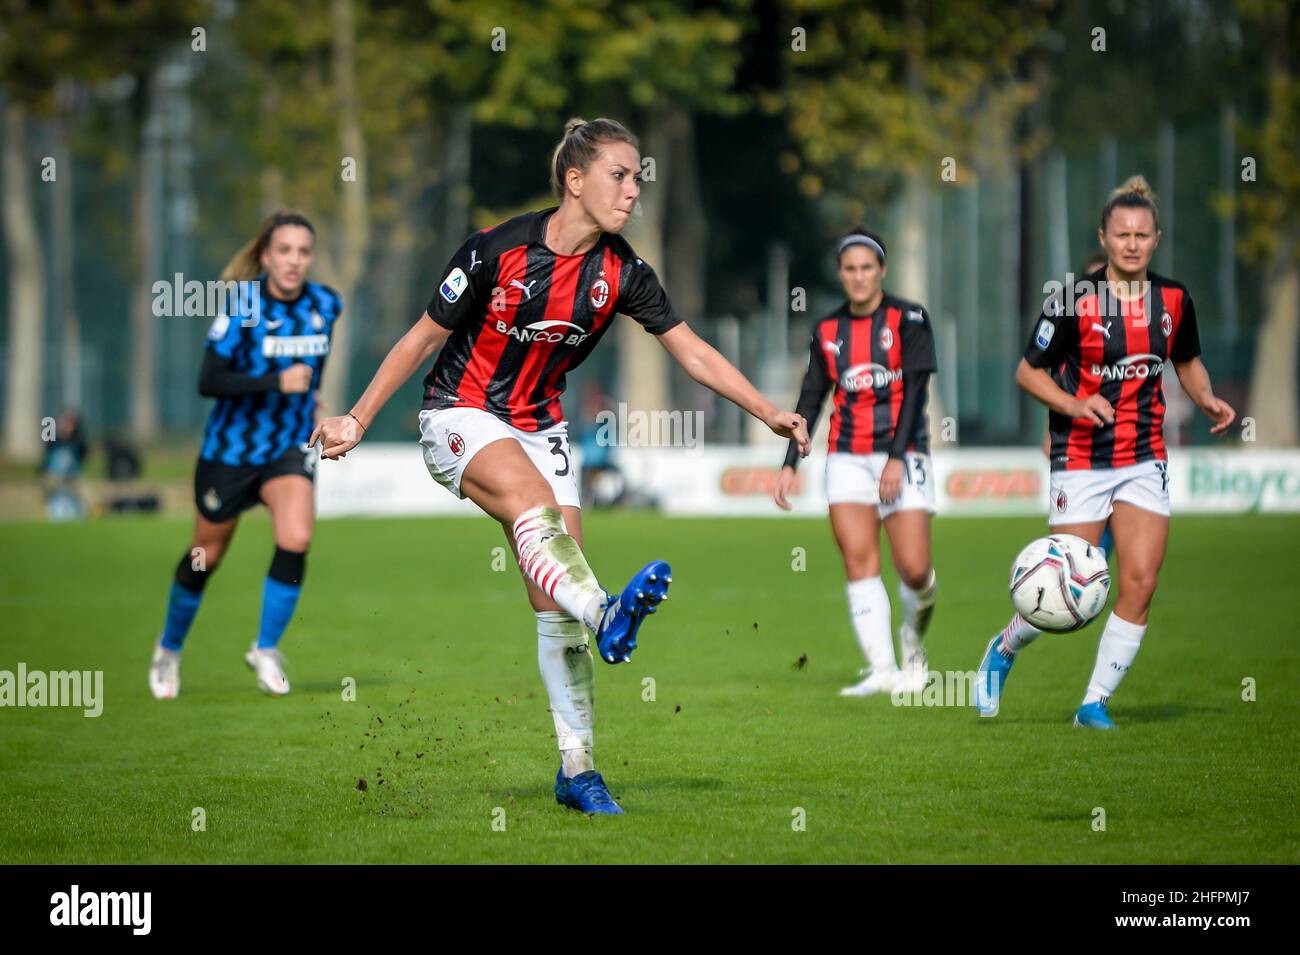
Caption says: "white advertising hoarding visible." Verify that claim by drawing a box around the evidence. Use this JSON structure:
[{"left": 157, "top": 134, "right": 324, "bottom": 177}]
[{"left": 316, "top": 441, "right": 1300, "bottom": 519}]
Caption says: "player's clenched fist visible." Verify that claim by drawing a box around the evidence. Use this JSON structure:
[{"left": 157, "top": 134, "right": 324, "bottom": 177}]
[
  {"left": 311, "top": 413, "right": 366, "bottom": 460},
  {"left": 767, "top": 411, "right": 811, "bottom": 457}
]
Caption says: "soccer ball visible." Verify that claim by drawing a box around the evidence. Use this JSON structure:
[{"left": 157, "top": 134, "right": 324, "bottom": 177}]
[{"left": 1009, "top": 534, "right": 1111, "bottom": 632}]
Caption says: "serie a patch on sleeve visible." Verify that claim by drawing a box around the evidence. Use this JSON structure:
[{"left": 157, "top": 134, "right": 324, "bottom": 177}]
[
  {"left": 440, "top": 267, "right": 468, "bottom": 303},
  {"left": 1035, "top": 318, "right": 1055, "bottom": 350}
]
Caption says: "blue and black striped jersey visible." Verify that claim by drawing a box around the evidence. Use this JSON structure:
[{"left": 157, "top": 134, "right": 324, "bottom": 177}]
[{"left": 200, "top": 278, "right": 342, "bottom": 467}]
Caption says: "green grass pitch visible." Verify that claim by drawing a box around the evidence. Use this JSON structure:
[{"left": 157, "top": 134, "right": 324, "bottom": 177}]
[{"left": 1, "top": 512, "right": 1297, "bottom": 863}]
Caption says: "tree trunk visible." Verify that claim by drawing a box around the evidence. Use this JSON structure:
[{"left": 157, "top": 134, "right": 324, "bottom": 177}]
[
  {"left": 618, "top": 103, "right": 672, "bottom": 421},
  {"left": 662, "top": 108, "right": 711, "bottom": 430},
  {"left": 129, "top": 68, "right": 164, "bottom": 444},
  {"left": 372, "top": 123, "right": 433, "bottom": 346},
  {"left": 1246, "top": 223, "right": 1300, "bottom": 446},
  {"left": 321, "top": 0, "right": 371, "bottom": 416},
  {"left": 51, "top": 103, "right": 81, "bottom": 410},
  {"left": 2, "top": 100, "right": 46, "bottom": 461}
]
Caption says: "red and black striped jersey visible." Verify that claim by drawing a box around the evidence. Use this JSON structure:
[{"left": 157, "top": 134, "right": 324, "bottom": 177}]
[
  {"left": 1024, "top": 268, "right": 1201, "bottom": 472},
  {"left": 421, "top": 207, "right": 682, "bottom": 431},
  {"left": 792, "top": 294, "right": 937, "bottom": 457}
]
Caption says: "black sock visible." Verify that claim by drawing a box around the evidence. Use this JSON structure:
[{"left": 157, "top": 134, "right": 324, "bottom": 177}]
[{"left": 268, "top": 546, "right": 307, "bottom": 586}]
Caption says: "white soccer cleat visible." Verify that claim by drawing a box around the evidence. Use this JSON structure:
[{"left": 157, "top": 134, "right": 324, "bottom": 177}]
[
  {"left": 244, "top": 642, "right": 290, "bottom": 696},
  {"left": 898, "top": 624, "right": 929, "bottom": 692},
  {"left": 839, "top": 667, "right": 903, "bottom": 697},
  {"left": 149, "top": 641, "right": 181, "bottom": 700}
]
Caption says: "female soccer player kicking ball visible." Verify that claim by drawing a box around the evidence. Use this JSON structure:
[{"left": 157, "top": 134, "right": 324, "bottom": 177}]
[
  {"left": 773, "top": 228, "right": 939, "bottom": 696},
  {"left": 149, "top": 211, "right": 342, "bottom": 698},
  {"left": 313, "top": 118, "right": 809, "bottom": 814},
  {"left": 975, "top": 176, "right": 1236, "bottom": 728}
]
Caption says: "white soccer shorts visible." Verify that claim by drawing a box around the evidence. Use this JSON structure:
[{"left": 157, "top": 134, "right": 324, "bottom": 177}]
[
  {"left": 418, "top": 406, "right": 581, "bottom": 508},
  {"left": 1047, "top": 458, "right": 1170, "bottom": 525},
  {"left": 825, "top": 450, "right": 937, "bottom": 516}
]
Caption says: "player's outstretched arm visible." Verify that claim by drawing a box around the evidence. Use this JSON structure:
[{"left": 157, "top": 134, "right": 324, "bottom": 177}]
[
  {"left": 1015, "top": 358, "right": 1114, "bottom": 428},
  {"left": 656, "top": 323, "right": 810, "bottom": 455},
  {"left": 1174, "top": 357, "right": 1236, "bottom": 435},
  {"left": 311, "top": 312, "right": 452, "bottom": 460}
]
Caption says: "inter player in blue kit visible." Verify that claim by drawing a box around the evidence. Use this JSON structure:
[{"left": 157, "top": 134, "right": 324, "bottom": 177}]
[
  {"left": 149, "top": 211, "right": 341, "bottom": 699},
  {"left": 313, "top": 118, "right": 809, "bottom": 814}
]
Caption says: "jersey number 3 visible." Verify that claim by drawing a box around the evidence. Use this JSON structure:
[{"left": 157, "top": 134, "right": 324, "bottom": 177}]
[{"left": 548, "top": 436, "right": 570, "bottom": 477}]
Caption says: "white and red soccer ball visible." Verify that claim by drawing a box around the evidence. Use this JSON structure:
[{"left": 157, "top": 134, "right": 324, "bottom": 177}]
[{"left": 1009, "top": 534, "right": 1111, "bottom": 632}]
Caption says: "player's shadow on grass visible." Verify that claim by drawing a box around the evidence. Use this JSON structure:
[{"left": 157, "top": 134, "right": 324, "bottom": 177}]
[
  {"left": 994, "top": 702, "right": 1219, "bottom": 726},
  {"left": 496, "top": 775, "right": 725, "bottom": 802}
]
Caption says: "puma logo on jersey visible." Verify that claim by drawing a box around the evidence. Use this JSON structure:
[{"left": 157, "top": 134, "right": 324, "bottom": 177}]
[
  {"left": 823, "top": 339, "right": 843, "bottom": 356},
  {"left": 468, "top": 249, "right": 482, "bottom": 272},
  {"left": 264, "top": 317, "right": 284, "bottom": 330},
  {"left": 509, "top": 278, "right": 537, "bottom": 301},
  {"left": 1090, "top": 320, "right": 1112, "bottom": 340}
]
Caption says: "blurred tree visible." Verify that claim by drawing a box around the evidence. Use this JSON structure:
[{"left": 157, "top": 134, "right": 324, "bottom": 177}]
[
  {"left": 1237, "top": 0, "right": 1299, "bottom": 446},
  {"left": 3, "top": 0, "right": 198, "bottom": 455},
  {"left": 774, "top": 0, "right": 1043, "bottom": 442},
  {"left": 1, "top": 0, "right": 65, "bottom": 460},
  {"left": 430, "top": 0, "right": 749, "bottom": 419}
]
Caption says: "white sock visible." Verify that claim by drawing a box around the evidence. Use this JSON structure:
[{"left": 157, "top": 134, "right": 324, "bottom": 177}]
[
  {"left": 512, "top": 506, "right": 606, "bottom": 630},
  {"left": 899, "top": 569, "right": 937, "bottom": 637},
  {"left": 1083, "top": 612, "right": 1146, "bottom": 706},
  {"left": 846, "top": 576, "right": 897, "bottom": 672},
  {"left": 998, "top": 613, "right": 1041, "bottom": 655},
  {"left": 536, "top": 611, "right": 595, "bottom": 778}
]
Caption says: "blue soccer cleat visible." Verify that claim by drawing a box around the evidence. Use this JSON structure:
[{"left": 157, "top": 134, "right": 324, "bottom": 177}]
[
  {"left": 555, "top": 767, "right": 624, "bottom": 815},
  {"left": 973, "top": 634, "right": 1016, "bottom": 717},
  {"left": 594, "top": 560, "right": 671, "bottom": 664},
  {"left": 1073, "top": 700, "right": 1116, "bottom": 730}
]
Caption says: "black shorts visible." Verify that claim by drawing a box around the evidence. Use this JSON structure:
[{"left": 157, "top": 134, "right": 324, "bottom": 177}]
[{"left": 194, "top": 445, "right": 315, "bottom": 523}]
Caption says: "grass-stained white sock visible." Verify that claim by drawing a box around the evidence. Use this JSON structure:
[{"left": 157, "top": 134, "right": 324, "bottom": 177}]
[{"left": 512, "top": 506, "right": 606, "bottom": 631}]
